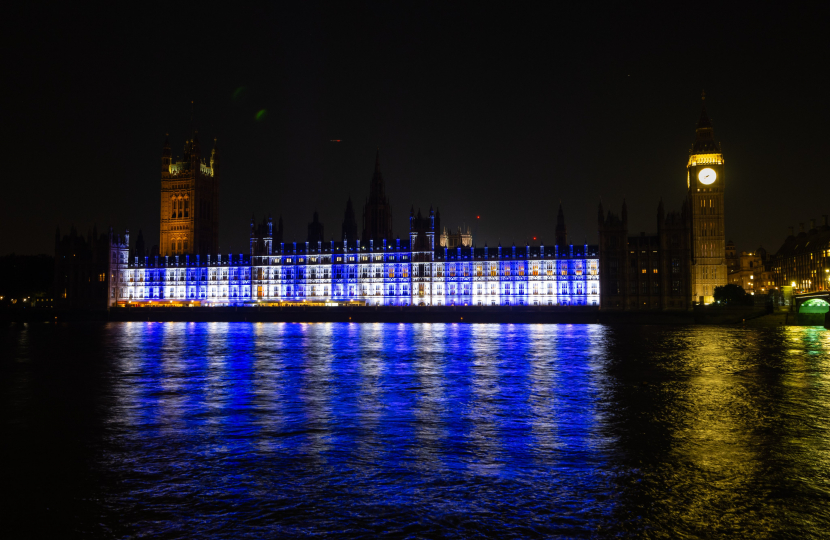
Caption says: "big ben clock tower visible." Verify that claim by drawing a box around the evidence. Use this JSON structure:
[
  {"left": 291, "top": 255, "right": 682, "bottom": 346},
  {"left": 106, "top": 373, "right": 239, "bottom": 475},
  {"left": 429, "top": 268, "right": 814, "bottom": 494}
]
[{"left": 687, "top": 92, "right": 726, "bottom": 304}]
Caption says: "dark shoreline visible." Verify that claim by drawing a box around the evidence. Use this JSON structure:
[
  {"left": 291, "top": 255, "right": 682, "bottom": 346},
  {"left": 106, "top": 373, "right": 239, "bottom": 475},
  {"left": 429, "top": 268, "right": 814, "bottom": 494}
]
[{"left": 1, "top": 305, "right": 780, "bottom": 325}]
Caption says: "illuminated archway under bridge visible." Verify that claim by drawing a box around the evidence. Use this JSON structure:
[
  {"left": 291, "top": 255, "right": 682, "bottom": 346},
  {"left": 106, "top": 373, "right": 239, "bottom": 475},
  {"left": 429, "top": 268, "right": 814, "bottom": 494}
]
[{"left": 798, "top": 297, "right": 830, "bottom": 314}]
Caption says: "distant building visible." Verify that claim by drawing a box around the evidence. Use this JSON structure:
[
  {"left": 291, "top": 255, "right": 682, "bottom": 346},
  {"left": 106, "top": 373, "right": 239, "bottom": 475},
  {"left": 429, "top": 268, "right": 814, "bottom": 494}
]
[
  {"left": 54, "top": 225, "right": 124, "bottom": 309},
  {"left": 773, "top": 217, "right": 830, "bottom": 293},
  {"left": 439, "top": 225, "right": 472, "bottom": 248},
  {"left": 727, "top": 245, "right": 775, "bottom": 295}
]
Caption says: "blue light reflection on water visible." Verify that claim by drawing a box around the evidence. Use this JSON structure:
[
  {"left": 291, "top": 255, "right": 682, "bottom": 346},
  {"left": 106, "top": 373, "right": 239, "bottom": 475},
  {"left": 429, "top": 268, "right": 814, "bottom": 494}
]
[
  {"left": 104, "top": 322, "right": 624, "bottom": 536},
  {"left": 4, "top": 322, "right": 830, "bottom": 538}
]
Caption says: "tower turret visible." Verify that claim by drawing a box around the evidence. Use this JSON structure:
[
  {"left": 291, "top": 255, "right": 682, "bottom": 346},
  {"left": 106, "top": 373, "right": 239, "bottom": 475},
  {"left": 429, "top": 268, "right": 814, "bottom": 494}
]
[
  {"left": 308, "top": 210, "right": 325, "bottom": 243},
  {"left": 210, "top": 138, "right": 219, "bottom": 173},
  {"left": 555, "top": 203, "right": 567, "bottom": 248},
  {"left": 341, "top": 196, "right": 358, "bottom": 242},
  {"left": 162, "top": 134, "right": 171, "bottom": 174}
]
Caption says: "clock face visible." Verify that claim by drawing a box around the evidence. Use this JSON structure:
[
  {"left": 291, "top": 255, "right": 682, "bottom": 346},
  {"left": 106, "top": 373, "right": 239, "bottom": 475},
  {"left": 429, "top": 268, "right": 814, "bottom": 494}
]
[{"left": 698, "top": 167, "right": 717, "bottom": 185}]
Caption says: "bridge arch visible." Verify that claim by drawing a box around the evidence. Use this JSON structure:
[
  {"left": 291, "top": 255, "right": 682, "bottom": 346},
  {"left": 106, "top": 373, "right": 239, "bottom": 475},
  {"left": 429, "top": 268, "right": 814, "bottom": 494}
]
[{"left": 798, "top": 298, "right": 830, "bottom": 314}]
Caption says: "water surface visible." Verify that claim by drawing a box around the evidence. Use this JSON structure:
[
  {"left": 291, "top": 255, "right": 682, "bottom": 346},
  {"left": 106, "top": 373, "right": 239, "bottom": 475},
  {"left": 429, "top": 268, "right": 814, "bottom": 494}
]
[{"left": 2, "top": 322, "right": 829, "bottom": 538}]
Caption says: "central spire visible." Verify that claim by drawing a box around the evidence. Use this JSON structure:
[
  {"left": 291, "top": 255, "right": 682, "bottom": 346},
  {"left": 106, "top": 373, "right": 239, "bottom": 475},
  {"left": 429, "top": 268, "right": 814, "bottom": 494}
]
[{"left": 362, "top": 150, "right": 394, "bottom": 245}]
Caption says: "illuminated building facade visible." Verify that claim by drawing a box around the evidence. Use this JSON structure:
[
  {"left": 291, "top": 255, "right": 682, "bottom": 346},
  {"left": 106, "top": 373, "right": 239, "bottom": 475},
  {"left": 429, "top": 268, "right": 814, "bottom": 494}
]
[
  {"left": 107, "top": 206, "right": 599, "bottom": 308},
  {"left": 727, "top": 245, "right": 775, "bottom": 295},
  {"left": 773, "top": 217, "right": 830, "bottom": 293},
  {"left": 159, "top": 133, "right": 220, "bottom": 257}
]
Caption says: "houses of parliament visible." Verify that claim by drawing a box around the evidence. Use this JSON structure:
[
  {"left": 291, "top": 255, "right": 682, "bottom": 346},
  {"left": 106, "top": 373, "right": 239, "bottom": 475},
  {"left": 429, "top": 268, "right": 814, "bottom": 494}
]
[{"left": 55, "top": 97, "right": 727, "bottom": 310}]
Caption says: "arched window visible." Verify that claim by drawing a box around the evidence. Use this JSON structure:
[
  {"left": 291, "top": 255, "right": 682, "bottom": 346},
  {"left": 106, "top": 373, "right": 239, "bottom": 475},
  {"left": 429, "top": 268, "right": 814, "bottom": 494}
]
[
  {"left": 171, "top": 196, "right": 176, "bottom": 218},
  {"left": 171, "top": 240, "right": 176, "bottom": 254},
  {"left": 184, "top": 198, "right": 189, "bottom": 217}
]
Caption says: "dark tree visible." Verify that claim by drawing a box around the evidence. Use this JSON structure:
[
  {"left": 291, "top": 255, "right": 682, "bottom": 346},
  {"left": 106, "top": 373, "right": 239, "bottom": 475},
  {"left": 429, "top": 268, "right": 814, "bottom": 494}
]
[{"left": 713, "top": 284, "right": 753, "bottom": 305}]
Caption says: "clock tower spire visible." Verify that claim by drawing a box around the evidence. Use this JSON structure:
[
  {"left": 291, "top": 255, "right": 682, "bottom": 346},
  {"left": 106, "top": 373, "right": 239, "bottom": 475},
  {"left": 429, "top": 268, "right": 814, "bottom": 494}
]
[{"left": 687, "top": 91, "right": 726, "bottom": 304}]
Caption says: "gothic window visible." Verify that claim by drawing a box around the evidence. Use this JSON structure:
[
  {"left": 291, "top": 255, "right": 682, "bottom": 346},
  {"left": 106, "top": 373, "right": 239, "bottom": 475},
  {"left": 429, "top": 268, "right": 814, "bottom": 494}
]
[
  {"left": 171, "top": 197, "right": 176, "bottom": 218},
  {"left": 184, "top": 199, "right": 189, "bottom": 217},
  {"left": 184, "top": 241, "right": 188, "bottom": 252},
  {"left": 171, "top": 241, "right": 175, "bottom": 253},
  {"left": 671, "top": 258, "right": 680, "bottom": 274}
]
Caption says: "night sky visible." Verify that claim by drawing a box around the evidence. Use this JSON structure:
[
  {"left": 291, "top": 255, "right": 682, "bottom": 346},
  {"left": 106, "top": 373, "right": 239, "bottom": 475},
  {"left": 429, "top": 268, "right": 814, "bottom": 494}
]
[{"left": 3, "top": 3, "right": 828, "bottom": 256}]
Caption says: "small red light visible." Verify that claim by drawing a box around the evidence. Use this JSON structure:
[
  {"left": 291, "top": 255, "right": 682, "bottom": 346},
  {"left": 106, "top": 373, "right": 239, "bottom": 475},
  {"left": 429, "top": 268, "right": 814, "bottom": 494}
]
[
  {"left": 477, "top": 215, "right": 480, "bottom": 219},
  {"left": 533, "top": 237, "right": 537, "bottom": 240}
]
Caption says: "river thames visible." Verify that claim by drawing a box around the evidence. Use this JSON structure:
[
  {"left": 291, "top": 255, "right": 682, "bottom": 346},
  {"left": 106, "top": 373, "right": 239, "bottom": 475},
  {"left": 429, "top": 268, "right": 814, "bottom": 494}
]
[{"left": 2, "top": 322, "right": 829, "bottom": 538}]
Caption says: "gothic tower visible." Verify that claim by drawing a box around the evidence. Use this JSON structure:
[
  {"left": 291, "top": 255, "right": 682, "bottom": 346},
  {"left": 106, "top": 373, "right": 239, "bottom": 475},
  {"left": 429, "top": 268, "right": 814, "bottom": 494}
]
[
  {"left": 159, "top": 132, "right": 220, "bottom": 256},
  {"left": 686, "top": 92, "right": 726, "bottom": 303},
  {"left": 362, "top": 150, "right": 394, "bottom": 245}
]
